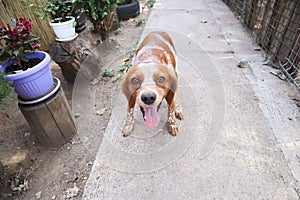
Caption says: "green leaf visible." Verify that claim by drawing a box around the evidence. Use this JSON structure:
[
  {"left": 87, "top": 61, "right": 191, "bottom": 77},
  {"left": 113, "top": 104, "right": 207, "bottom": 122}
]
[
  {"left": 23, "top": 37, "right": 40, "bottom": 44},
  {"left": 134, "top": 19, "right": 143, "bottom": 27},
  {"left": 118, "top": 62, "right": 131, "bottom": 72},
  {"left": 101, "top": 11, "right": 108, "bottom": 19},
  {"left": 96, "top": 108, "right": 107, "bottom": 116},
  {"left": 0, "top": 71, "right": 13, "bottom": 103},
  {"left": 12, "top": 50, "right": 19, "bottom": 57},
  {"left": 0, "top": 52, "right": 10, "bottom": 64},
  {"left": 20, "top": 56, "right": 29, "bottom": 63},
  {"left": 102, "top": 67, "right": 114, "bottom": 77},
  {"left": 72, "top": 21, "right": 77, "bottom": 28}
]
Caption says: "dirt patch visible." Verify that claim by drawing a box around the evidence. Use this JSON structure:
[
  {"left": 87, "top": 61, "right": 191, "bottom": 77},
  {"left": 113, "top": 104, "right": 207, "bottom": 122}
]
[{"left": 0, "top": 1, "right": 152, "bottom": 199}]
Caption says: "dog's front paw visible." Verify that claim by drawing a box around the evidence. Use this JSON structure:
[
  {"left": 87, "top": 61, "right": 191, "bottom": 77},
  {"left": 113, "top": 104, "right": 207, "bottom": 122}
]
[
  {"left": 168, "top": 109, "right": 179, "bottom": 136},
  {"left": 168, "top": 123, "right": 179, "bottom": 136},
  {"left": 175, "top": 104, "right": 183, "bottom": 120},
  {"left": 122, "top": 124, "right": 133, "bottom": 137}
]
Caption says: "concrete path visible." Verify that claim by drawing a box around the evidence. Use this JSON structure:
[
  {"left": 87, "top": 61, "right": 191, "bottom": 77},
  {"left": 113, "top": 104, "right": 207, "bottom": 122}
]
[{"left": 82, "top": 0, "right": 300, "bottom": 199}]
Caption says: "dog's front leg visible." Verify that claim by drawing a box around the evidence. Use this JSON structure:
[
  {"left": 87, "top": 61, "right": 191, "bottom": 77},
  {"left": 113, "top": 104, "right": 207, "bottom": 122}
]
[
  {"left": 166, "top": 92, "right": 179, "bottom": 136},
  {"left": 122, "top": 101, "right": 135, "bottom": 137}
]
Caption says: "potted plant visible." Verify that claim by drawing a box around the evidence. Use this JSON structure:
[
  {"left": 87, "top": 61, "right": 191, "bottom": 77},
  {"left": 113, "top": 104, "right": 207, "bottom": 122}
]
[
  {"left": 27, "top": 0, "right": 78, "bottom": 40},
  {"left": 83, "top": 0, "right": 118, "bottom": 41},
  {"left": 116, "top": 0, "right": 140, "bottom": 21},
  {"left": 0, "top": 18, "right": 53, "bottom": 100},
  {"left": 0, "top": 71, "right": 12, "bottom": 103}
]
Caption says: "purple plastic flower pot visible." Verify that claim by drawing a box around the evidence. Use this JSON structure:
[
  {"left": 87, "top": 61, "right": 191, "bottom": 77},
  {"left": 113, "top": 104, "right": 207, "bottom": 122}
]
[{"left": 0, "top": 51, "right": 53, "bottom": 100}]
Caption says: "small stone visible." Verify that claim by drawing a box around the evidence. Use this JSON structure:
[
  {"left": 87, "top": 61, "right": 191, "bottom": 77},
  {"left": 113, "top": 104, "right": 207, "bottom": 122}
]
[
  {"left": 64, "top": 185, "right": 80, "bottom": 198},
  {"left": 24, "top": 179, "right": 29, "bottom": 191},
  {"left": 35, "top": 191, "right": 42, "bottom": 199},
  {"left": 73, "top": 113, "right": 80, "bottom": 118},
  {"left": 237, "top": 61, "right": 249, "bottom": 68},
  {"left": 254, "top": 47, "right": 261, "bottom": 51}
]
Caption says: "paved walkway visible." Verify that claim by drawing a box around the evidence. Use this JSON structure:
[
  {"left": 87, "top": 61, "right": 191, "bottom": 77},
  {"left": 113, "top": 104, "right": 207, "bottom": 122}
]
[{"left": 82, "top": 0, "right": 300, "bottom": 199}]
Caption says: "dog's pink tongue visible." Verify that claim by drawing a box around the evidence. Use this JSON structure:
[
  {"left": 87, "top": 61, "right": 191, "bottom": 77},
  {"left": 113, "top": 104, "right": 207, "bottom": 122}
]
[{"left": 144, "top": 107, "right": 160, "bottom": 128}]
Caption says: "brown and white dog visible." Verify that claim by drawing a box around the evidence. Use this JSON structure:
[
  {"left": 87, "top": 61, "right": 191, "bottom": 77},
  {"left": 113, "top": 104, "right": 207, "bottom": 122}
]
[{"left": 121, "top": 31, "right": 183, "bottom": 137}]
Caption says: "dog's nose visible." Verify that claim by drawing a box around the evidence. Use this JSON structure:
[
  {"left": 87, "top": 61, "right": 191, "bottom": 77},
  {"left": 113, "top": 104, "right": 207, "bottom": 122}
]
[{"left": 141, "top": 93, "right": 156, "bottom": 105}]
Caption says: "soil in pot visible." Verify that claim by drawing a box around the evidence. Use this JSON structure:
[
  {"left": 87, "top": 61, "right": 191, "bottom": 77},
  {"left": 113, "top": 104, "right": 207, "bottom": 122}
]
[
  {"left": 50, "top": 17, "right": 72, "bottom": 23},
  {"left": 4, "top": 58, "right": 42, "bottom": 75}
]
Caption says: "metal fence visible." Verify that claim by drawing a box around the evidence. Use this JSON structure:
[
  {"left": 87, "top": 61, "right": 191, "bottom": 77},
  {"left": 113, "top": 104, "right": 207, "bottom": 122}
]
[{"left": 223, "top": 0, "right": 300, "bottom": 91}]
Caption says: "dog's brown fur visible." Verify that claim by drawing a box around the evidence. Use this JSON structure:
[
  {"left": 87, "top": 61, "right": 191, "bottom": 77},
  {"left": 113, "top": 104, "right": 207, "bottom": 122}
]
[{"left": 122, "top": 31, "right": 183, "bottom": 137}]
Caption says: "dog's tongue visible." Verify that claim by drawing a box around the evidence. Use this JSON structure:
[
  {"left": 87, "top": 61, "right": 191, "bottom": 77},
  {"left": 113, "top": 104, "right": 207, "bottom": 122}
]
[{"left": 144, "top": 107, "right": 160, "bottom": 128}]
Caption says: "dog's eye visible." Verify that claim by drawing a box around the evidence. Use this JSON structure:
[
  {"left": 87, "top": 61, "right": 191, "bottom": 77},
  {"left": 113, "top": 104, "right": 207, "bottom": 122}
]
[
  {"left": 157, "top": 76, "right": 165, "bottom": 83},
  {"left": 131, "top": 77, "right": 140, "bottom": 84}
]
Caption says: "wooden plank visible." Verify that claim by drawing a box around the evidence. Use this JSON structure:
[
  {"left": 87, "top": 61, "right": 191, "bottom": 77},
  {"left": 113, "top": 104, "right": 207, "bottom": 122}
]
[
  {"left": 271, "top": 0, "right": 296, "bottom": 62},
  {"left": 46, "top": 89, "right": 77, "bottom": 143},
  {"left": 278, "top": 2, "right": 300, "bottom": 65},
  {"left": 19, "top": 87, "right": 76, "bottom": 147},
  {"left": 246, "top": 0, "right": 259, "bottom": 29},
  {"left": 245, "top": 0, "right": 253, "bottom": 28},
  {"left": 258, "top": 0, "right": 275, "bottom": 48},
  {"left": 19, "top": 102, "right": 57, "bottom": 146}
]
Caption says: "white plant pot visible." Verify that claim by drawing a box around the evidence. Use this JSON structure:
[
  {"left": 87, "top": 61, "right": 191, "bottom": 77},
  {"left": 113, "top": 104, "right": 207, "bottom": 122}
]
[{"left": 49, "top": 16, "right": 76, "bottom": 39}]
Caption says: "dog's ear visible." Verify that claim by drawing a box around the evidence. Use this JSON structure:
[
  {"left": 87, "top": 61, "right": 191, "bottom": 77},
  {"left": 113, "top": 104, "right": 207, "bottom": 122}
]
[
  {"left": 122, "top": 75, "right": 132, "bottom": 102},
  {"left": 168, "top": 69, "right": 178, "bottom": 95},
  {"left": 122, "top": 75, "right": 137, "bottom": 110},
  {"left": 165, "top": 69, "right": 178, "bottom": 104},
  {"left": 122, "top": 66, "right": 142, "bottom": 110}
]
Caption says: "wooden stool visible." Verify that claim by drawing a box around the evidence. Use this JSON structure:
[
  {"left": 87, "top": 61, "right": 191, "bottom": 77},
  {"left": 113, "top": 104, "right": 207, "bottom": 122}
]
[{"left": 18, "top": 78, "right": 76, "bottom": 147}]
